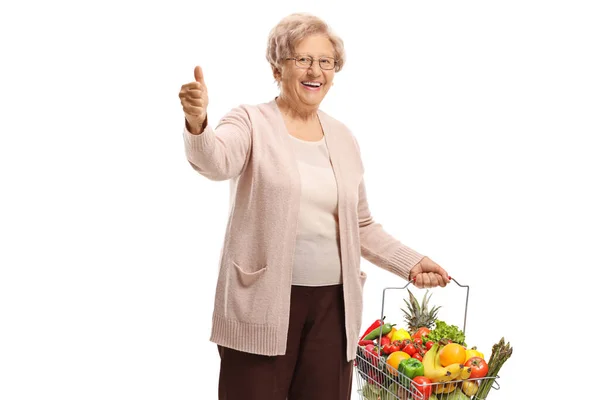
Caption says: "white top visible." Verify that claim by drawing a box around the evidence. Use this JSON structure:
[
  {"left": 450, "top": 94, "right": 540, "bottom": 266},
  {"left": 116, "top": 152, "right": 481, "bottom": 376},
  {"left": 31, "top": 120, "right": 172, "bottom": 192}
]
[{"left": 288, "top": 134, "right": 343, "bottom": 286}]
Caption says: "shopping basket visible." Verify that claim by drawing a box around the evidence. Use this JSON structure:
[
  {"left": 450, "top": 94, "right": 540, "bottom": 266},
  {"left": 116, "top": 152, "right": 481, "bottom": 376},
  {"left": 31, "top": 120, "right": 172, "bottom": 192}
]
[{"left": 353, "top": 277, "right": 501, "bottom": 399}]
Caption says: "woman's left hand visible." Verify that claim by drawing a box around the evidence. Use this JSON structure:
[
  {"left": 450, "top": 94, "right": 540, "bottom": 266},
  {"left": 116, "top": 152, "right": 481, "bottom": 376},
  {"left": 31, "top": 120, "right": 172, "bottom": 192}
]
[{"left": 409, "top": 256, "right": 450, "bottom": 288}]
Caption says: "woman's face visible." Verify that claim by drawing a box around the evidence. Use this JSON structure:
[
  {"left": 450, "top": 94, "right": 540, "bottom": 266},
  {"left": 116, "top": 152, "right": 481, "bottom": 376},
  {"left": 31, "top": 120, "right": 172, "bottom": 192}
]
[{"left": 277, "top": 34, "right": 336, "bottom": 109}]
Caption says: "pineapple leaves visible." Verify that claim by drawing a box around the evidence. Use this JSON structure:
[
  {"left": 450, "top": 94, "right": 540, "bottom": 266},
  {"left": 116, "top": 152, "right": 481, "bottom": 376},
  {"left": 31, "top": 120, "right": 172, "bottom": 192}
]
[{"left": 400, "top": 289, "right": 441, "bottom": 335}]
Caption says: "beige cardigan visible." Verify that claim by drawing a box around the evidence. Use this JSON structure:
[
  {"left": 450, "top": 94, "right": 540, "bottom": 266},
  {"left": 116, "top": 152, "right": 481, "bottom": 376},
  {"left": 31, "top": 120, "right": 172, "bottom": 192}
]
[{"left": 183, "top": 98, "right": 424, "bottom": 361}]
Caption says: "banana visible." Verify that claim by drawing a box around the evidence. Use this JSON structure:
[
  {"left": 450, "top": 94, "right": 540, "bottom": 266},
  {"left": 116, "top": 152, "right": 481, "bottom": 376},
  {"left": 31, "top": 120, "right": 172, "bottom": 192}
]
[
  {"left": 424, "top": 343, "right": 466, "bottom": 383},
  {"left": 423, "top": 343, "right": 452, "bottom": 382},
  {"left": 434, "top": 346, "right": 463, "bottom": 383},
  {"left": 433, "top": 382, "right": 457, "bottom": 394},
  {"left": 423, "top": 344, "right": 439, "bottom": 377},
  {"left": 460, "top": 366, "right": 472, "bottom": 380},
  {"left": 436, "top": 362, "right": 463, "bottom": 383},
  {"left": 445, "top": 363, "right": 464, "bottom": 381}
]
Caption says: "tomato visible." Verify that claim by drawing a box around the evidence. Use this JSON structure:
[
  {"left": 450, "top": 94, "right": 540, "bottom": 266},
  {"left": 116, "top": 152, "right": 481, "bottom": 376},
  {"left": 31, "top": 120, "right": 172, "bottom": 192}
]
[
  {"left": 412, "top": 327, "right": 431, "bottom": 340},
  {"left": 412, "top": 352, "right": 423, "bottom": 361},
  {"left": 425, "top": 341, "right": 434, "bottom": 350},
  {"left": 413, "top": 338, "right": 423, "bottom": 347},
  {"left": 412, "top": 376, "right": 432, "bottom": 400},
  {"left": 397, "top": 339, "right": 411, "bottom": 352},
  {"left": 438, "top": 343, "right": 466, "bottom": 367},
  {"left": 383, "top": 341, "right": 401, "bottom": 355},
  {"left": 380, "top": 336, "right": 391, "bottom": 347},
  {"left": 403, "top": 343, "right": 417, "bottom": 357},
  {"left": 465, "top": 357, "right": 489, "bottom": 378}
]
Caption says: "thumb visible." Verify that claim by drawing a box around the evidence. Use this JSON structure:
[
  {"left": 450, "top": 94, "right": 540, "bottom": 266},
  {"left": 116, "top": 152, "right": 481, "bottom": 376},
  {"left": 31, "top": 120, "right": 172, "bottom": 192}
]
[{"left": 194, "top": 65, "right": 205, "bottom": 84}]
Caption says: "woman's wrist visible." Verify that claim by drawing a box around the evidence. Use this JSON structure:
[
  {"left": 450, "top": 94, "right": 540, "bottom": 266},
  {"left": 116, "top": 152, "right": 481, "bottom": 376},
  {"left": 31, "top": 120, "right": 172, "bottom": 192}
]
[{"left": 186, "top": 117, "right": 207, "bottom": 135}]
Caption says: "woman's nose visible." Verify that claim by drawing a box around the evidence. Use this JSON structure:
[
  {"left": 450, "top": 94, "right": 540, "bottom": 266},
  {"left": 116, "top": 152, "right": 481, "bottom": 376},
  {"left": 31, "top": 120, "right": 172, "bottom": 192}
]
[{"left": 307, "top": 63, "right": 321, "bottom": 76}]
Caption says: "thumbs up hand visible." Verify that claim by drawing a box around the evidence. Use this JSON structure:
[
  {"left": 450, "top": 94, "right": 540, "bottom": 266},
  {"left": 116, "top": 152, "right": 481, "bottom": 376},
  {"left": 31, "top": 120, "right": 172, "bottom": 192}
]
[{"left": 179, "top": 66, "right": 209, "bottom": 134}]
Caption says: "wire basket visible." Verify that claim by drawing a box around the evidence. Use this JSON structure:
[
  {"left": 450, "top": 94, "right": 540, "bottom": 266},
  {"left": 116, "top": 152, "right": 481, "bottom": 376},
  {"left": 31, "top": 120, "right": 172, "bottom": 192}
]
[{"left": 353, "top": 278, "right": 501, "bottom": 400}]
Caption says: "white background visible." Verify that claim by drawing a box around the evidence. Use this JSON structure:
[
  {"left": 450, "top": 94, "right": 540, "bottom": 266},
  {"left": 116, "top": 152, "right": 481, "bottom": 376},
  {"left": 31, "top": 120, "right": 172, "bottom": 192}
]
[{"left": 1, "top": 0, "right": 598, "bottom": 399}]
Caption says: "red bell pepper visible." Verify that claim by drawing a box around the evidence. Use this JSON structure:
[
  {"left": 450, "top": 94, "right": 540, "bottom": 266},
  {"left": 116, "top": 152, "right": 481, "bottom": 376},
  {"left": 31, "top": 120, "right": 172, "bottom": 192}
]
[{"left": 359, "top": 316, "right": 386, "bottom": 340}]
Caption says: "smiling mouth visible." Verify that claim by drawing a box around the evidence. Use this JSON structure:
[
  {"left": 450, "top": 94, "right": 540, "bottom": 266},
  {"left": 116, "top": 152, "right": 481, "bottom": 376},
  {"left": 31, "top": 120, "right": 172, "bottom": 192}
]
[{"left": 301, "top": 81, "right": 323, "bottom": 88}]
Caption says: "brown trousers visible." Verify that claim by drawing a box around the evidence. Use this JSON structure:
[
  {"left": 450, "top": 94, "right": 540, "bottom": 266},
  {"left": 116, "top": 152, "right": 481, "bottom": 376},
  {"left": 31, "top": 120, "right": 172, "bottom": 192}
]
[{"left": 217, "top": 284, "right": 353, "bottom": 400}]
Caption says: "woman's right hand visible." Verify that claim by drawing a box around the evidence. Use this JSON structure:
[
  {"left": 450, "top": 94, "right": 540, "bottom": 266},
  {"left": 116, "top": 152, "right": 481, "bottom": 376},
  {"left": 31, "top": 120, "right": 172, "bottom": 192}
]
[
  {"left": 179, "top": 66, "right": 209, "bottom": 134},
  {"left": 409, "top": 256, "right": 450, "bottom": 288}
]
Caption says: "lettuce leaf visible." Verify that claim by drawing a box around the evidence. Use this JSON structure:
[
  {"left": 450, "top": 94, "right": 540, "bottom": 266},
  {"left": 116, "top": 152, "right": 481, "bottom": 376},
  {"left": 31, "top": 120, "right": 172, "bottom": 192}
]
[{"left": 424, "top": 320, "right": 466, "bottom": 346}]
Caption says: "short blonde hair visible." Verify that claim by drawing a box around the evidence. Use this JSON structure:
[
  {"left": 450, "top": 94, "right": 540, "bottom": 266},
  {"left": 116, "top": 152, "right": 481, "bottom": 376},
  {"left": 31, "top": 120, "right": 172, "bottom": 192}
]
[{"left": 266, "top": 13, "right": 346, "bottom": 76}]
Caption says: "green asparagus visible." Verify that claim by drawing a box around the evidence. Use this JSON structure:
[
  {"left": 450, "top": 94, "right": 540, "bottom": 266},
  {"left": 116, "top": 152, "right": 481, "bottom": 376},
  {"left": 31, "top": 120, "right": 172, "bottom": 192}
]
[{"left": 475, "top": 337, "right": 513, "bottom": 399}]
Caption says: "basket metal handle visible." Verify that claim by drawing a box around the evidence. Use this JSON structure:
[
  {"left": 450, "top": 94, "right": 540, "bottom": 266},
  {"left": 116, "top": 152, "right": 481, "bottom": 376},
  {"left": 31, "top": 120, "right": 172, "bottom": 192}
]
[{"left": 376, "top": 276, "right": 470, "bottom": 346}]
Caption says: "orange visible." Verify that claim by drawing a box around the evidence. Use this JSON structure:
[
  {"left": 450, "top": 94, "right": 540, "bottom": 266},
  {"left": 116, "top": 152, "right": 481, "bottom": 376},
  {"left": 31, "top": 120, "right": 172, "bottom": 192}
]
[
  {"left": 385, "top": 351, "right": 411, "bottom": 375},
  {"left": 438, "top": 343, "right": 466, "bottom": 367}
]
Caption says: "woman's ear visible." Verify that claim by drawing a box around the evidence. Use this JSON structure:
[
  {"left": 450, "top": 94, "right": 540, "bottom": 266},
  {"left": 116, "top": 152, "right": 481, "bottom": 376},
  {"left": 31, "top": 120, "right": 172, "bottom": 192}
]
[{"left": 272, "top": 65, "right": 282, "bottom": 82}]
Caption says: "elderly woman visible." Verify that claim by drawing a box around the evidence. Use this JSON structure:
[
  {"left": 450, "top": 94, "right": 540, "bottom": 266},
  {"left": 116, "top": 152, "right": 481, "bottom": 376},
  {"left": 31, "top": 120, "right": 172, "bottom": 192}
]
[{"left": 179, "top": 12, "right": 449, "bottom": 400}]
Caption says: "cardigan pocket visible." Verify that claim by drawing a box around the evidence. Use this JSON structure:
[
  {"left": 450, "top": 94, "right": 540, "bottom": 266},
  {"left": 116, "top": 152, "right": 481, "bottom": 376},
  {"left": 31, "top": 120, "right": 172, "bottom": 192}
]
[
  {"left": 232, "top": 261, "right": 267, "bottom": 286},
  {"left": 359, "top": 270, "right": 367, "bottom": 289},
  {"left": 227, "top": 261, "right": 274, "bottom": 324}
]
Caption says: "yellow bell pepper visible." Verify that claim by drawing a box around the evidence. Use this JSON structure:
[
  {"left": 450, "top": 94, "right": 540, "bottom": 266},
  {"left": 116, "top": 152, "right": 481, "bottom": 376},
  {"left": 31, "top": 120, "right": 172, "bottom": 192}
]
[
  {"left": 465, "top": 347, "right": 484, "bottom": 361},
  {"left": 386, "top": 327, "right": 397, "bottom": 339},
  {"left": 391, "top": 328, "right": 411, "bottom": 342}
]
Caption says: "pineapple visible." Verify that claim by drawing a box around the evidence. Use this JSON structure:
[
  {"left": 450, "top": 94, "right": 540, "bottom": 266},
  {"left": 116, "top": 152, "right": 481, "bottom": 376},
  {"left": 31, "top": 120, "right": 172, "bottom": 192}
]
[{"left": 401, "top": 289, "right": 441, "bottom": 335}]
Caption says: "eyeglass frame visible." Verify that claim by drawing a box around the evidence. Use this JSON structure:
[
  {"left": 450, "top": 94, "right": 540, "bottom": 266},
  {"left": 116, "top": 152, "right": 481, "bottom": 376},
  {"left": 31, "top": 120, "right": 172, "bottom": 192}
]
[{"left": 285, "top": 55, "right": 338, "bottom": 71}]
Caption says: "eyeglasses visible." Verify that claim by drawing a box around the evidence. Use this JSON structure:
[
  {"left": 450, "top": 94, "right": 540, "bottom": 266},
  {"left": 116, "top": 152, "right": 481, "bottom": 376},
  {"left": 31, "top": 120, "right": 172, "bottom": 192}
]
[{"left": 285, "top": 55, "right": 337, "bottom": 70}]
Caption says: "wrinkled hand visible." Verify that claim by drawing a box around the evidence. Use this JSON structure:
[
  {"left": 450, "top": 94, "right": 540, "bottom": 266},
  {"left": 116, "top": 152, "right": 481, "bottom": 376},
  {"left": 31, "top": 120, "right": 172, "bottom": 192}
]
[
  {"left": 179, "top": 66, "right": 208, "bottom": 134},
  {"left": 409, "top": 256, "right": 450, "bottom": 288}
]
